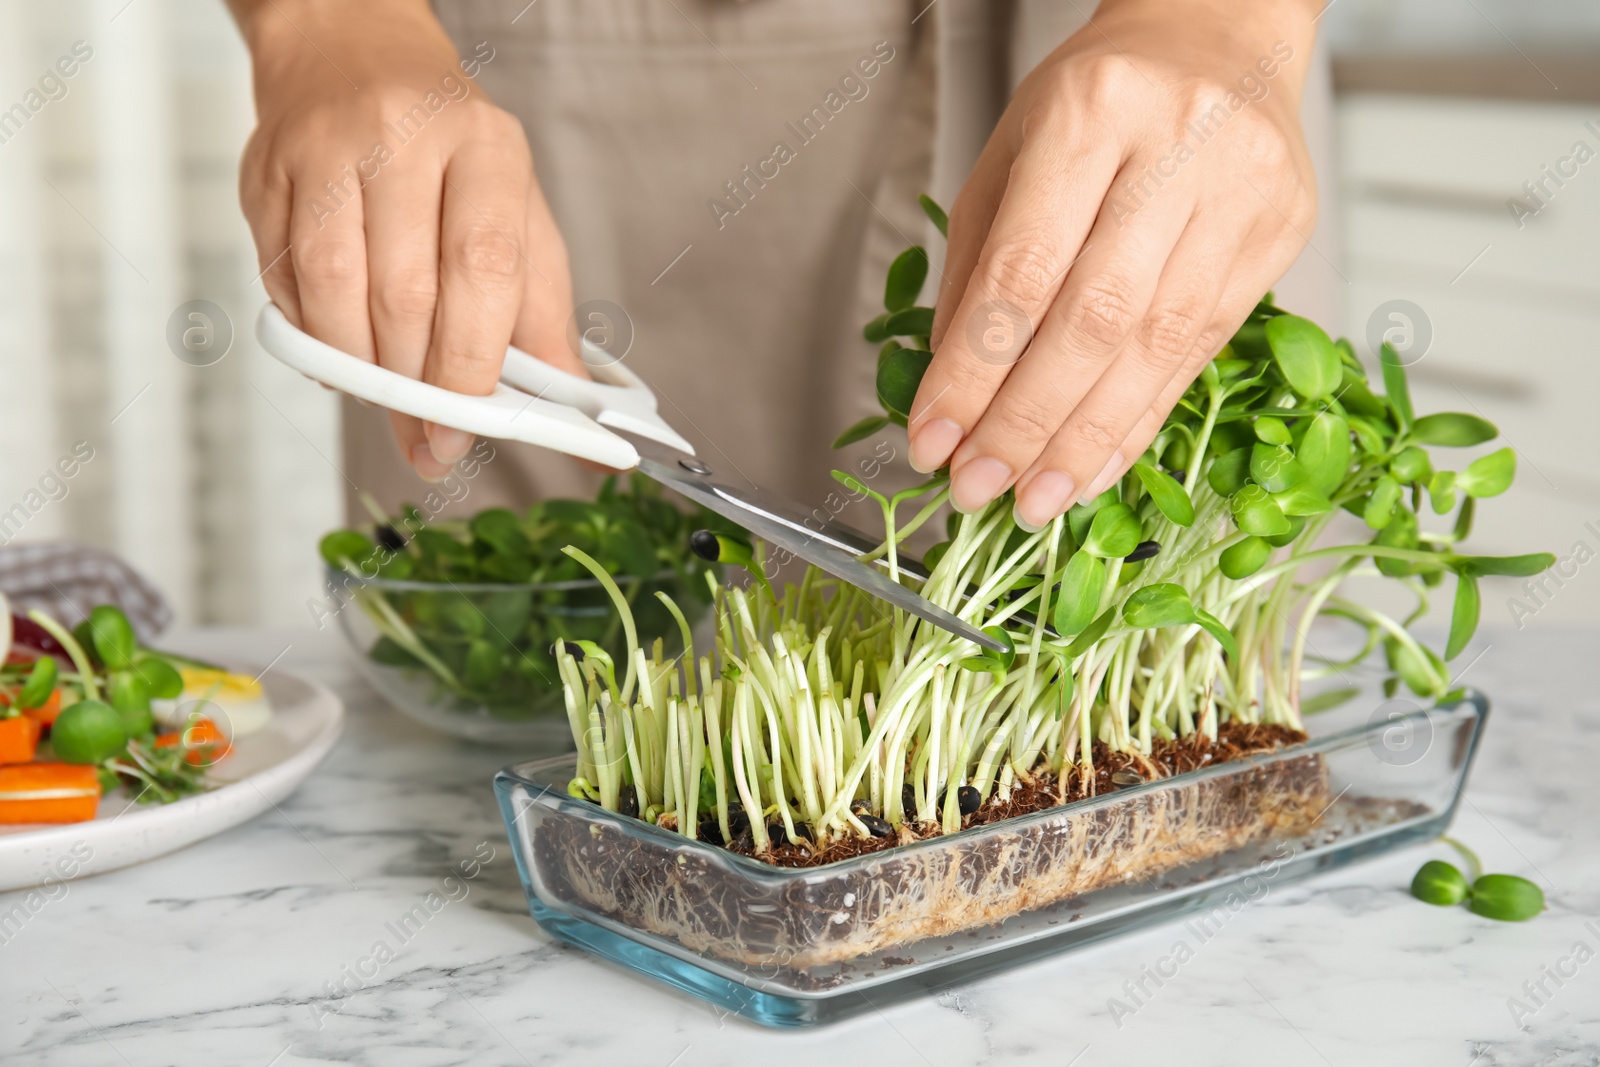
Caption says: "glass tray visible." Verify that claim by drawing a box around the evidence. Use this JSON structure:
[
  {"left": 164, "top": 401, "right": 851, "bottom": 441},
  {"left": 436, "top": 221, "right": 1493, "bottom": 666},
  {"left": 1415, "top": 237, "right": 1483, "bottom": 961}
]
[{"left": 494, "top": 691, "right": 1487, "bottom": 1027}]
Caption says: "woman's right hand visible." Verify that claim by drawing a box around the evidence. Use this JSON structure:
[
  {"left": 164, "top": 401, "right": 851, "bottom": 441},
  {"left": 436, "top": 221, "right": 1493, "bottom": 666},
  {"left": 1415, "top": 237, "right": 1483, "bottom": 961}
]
[{"left": 231, "top": 0, "right": 581, "bottom": 479}]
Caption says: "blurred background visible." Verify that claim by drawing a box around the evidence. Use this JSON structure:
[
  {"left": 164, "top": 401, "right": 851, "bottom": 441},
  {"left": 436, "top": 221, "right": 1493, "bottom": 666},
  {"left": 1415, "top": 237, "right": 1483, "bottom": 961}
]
[{"left": 1, "top": 0, "right": 1596, "bottom": 630}]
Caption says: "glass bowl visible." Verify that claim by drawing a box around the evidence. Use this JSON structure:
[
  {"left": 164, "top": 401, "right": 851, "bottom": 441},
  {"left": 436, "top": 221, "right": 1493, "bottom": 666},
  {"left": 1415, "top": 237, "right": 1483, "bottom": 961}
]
[
  {"left": 494, "top": 690, "right": 1488, "bottom": 1026},
  {"left": 327, "top": 565, "right": 708, "bottom": 745}
]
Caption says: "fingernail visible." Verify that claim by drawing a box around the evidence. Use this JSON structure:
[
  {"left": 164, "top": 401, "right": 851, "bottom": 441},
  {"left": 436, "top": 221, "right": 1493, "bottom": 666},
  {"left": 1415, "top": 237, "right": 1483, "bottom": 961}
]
[
  {"left": 949, "top": 456, "right": 1012, "bottom": 514},
  {"left": 410, "top": 442, "right": 451, "bottom": 483},
  {"left": 1011, "top": 507, "right": 1046, "bottom": 534},
  {"left": 909, "top": 418, "right": 963, "bottom": 474},
  {"left": 426, "top": 426, "right": 473, "bottom": 466},
  {"left": 1016, "top": 471, "right": 1077, "bottom": 528},
  {"left": 1078, "top": 450, "right": 1127, "bottom": 504}
]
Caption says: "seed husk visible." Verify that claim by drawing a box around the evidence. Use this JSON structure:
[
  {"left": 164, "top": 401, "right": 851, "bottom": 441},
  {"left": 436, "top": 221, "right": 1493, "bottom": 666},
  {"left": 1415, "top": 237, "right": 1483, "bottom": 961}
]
[
  {"left": 859, "top": 814, "right": 893, "bottom": 838},
  {"left": 617, "top": 784, "right": 639, "bottom": 819},
  {"left": 1125, "top": 540, "right": 1161, "bottom": 562},
  {"left": 956, "top": 785, "right": 981, "bottom": 815},
  {"left": 1111, "top": 769, "right": 1143, "bottom": 787}
]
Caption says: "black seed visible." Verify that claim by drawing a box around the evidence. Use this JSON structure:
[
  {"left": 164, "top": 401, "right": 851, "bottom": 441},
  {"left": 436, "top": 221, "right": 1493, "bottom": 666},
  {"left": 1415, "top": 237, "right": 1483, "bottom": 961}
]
[
  {"left": 901, "top": 783, "right": 916, "bottom": 814},
  {"left": 849, "top": 799, "right": 871, "bottom": 815},
  {"left": 1111, "top": 769, "right": 1143, "bottom": 787},
  {"left": 689, "top": 529, "right": 720, "bottom": 562},
  {"left": 957, "top": 785, "right": 982, "bottom": 815},
  {"left": 860, "top": 814, "right": 893, "bottom": 838},
  {"left": 617, "top": 784, "right": 639, "bottom": 818},
  {"left": 765, "top": 819, "right": 786, "bottom": 842},
  {"left": 551, "top": 640, "right": 585, "bottom": 661},
  {"left": 1169, "top": 470, "right": 1186, "bottom": 484},
  {"left": 1125, "top": 540, "right": 1161, "bottom": 562},
  {"left": 375, "top": 524, "right": 407, "bottom": 551}
]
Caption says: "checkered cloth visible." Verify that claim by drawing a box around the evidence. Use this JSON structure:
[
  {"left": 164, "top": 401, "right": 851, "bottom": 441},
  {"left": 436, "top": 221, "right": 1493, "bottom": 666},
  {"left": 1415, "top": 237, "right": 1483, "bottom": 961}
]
[{"left": 0, "top": 542, "right": 172, "bottom": 641}]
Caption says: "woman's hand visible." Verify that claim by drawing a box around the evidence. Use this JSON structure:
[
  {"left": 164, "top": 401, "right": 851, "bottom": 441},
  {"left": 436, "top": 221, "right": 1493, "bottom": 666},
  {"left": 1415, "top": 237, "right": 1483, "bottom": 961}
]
[
  {"left": 908, "top": 0, "right": 1321, "bottom": 527},
  {"left": 231, "top": 0, "right": 580, "bottom": 479}
]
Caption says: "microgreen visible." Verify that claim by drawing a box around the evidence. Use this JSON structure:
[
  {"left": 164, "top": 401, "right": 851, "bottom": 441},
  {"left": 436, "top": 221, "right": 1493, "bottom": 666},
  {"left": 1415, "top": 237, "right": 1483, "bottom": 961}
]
[
  {"left": 555, "top": 199, "right": 1556, "bottom": 855},
  {"left": 1410, "top": 838, "right": 1545, "bottom": 922}
]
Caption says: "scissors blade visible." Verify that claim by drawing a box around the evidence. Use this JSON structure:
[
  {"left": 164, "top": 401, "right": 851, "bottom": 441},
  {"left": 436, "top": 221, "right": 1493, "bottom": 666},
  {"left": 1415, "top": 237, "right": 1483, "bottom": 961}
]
[{"left": 609, "top": 429, "right": 1007, "bottom": 655}]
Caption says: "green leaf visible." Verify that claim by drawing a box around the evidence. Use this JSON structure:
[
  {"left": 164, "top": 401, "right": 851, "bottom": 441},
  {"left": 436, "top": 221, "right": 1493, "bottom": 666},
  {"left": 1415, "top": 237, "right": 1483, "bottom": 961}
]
[
  {"left": 1296, "top": 412, "right": 1351, "bottom": 497},
  {"left": 883, "top": 306, "right": 935, "bottom": 338},
  {"left": 1468, "top": 874, "right": 1545, "bottom": 922},
  {"left": 863, "top": 312, "right": 892, "bottom": 343},
  {"left": 470, "top": 508, "right": 531, "bottom": 557},
  {"left": 1265, "top": 314, "right": 1341, "bottom": 400},
  {"left": 1195, "top": 609, "right": 1238, "bottom": 659},
  {"left": 1429, "top": 470, "right": 1458, "bottom": 514},
  {"left": 1230, "top": 485, "right": 1290, "bottom": 536},
  {"left": 1411, "top": 412, "right": 1497, "bottom": 447},
  {"left": 1411, "top": 860, "right": 1470, "bottom": 906},
  {"left": 1065, "top": 608, "right": 1115, "bottom": 657},
  {"left": 1053, "top": 551, "right": 1106, "bottom": 635},
  {"left": 832, "top": 415, "right": 890, "bottom": 449},
  {"left": 1207, "top": 446, "right": 1253, "bottom": 496},
  {"left": 1272, "top": 482, "right": 1332, "bottom": 517},
  {"left": 1446, "top": 572, "right": 1480, "bottom": 660},
  {"left": 1347, "top": 415, "right": 1388, "bottom": 455},
  {"left": 918, "top": 194, "right": 948, "bottom": 237},
  {"left": 960, "top": 626, "right": 1017, "bottom": 678},
  {"left": 1337, "top": 367, "right": 1388, "bottom": 419},
  {"left": 1122, "top": 583, "right": 1197, "bottom": 629},
  {"left": 319, "top": 530, "right": 376, "bottom": 569},
  {"left": 131, "top": 654, "right": 184, "bottom": 700},
  {"left": 1083, "top": 503, "right": 1141, "bottom": 558},
  {"left": 16, "top": 656, "right": 58, "bottom": 710},
  {"left": 1220, "top": 536, "right": 1272, "bottom": 579},
  {"left": 1458, "top": 447, "right": 1515, "bottom": 498},
  {"left": 1454, "top": 553, "right": 1554, "bottom": 578},
  {"left": 1375, "top": 506, "right": 1420, "bottom": 577},
  {"left": 1250, "top": 442, "right": 1303, "bottom": 492},
  {"left": 1364, "top": 475, "right": 1402, "bottom": 529},
  {"left": 1452, "top": 496, "right": 1476, "bottom": 541},
  {"left": 1132, "top": 462, "right": 1194, "bottom": 526},
  {"left": 1385, "top": 636, "right": 1442, "bottom": 697},
  {"left": 1379, "top": 342, "right": 1414, "bottom": 430},
  {"left": 1262, "top": 515, "right": 1306, "bottom": 547},
  {"left": 1390, "top": 445, "right": 1432, "bottom": 484},
  {"left": 89, "top": 605, "right": 137, "bottom": 670},
  {"left": 1254, "top": 416, "right": 1292, "bottom": 446},
  {"left": 877, "top": 339, "right": 902, "bottom": 365},
  {"left": 108, "top": 670, "right": 153, "bottom": 738},
  {"left": 875, "top": 347, "right": 934, "bottom": 417},
  {"left": 884, "top": 247, "right": 929, "bottom": 312}
]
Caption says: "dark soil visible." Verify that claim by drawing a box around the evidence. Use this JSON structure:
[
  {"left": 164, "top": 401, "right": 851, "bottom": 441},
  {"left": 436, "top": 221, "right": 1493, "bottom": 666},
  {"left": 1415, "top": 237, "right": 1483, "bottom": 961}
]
[{"left": 718, "top": 722, "right": 1305, "bottom": 868}]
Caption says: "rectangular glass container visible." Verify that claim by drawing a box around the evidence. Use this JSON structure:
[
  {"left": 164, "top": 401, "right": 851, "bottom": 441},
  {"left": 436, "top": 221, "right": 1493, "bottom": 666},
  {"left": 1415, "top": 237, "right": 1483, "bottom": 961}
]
[{"left": 494, "top": 692, "right": 1487, "bottom": 1027}]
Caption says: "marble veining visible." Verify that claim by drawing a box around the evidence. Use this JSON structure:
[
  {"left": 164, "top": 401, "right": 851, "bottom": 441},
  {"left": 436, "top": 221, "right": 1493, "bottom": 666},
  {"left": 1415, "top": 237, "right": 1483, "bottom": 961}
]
[{"left": 2, "top": 625, "right": 1597, "bottom": 1066}]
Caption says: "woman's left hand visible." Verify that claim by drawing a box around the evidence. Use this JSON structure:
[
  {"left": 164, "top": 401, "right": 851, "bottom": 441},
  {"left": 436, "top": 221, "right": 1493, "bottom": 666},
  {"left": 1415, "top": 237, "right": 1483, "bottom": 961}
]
[{"left": 908, "top": 0, "right": 1322, "bottom": 528}]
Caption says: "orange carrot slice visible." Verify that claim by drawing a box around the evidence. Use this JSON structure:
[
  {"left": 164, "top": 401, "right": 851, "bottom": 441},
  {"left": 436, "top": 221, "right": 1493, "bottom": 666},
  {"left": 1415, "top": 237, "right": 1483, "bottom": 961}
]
[
  {"left": 154, "top": 717, "right": 232, "bottom": 766},
  {"left": 0, "top": 763, "right": 100, "bottom": 823},
  {"left": 0, "top": 715, "right": 41, "bottom": 765},
  {"left": 21, "top": 688, "right": 62, "bottom": 727}
]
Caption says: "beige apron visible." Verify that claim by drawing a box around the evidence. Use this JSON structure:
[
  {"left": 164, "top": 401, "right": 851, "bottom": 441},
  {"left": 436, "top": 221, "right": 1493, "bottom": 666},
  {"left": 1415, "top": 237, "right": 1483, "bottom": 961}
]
[{"left": 343, "top": 1, "right": 1334, "bottom": 524}]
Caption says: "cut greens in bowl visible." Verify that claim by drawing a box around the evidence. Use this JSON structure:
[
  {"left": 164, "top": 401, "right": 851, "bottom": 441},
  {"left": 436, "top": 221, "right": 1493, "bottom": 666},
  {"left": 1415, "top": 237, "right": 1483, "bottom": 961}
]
[{"left": 320, "top": 475, "right": 730, "bottom": 743}]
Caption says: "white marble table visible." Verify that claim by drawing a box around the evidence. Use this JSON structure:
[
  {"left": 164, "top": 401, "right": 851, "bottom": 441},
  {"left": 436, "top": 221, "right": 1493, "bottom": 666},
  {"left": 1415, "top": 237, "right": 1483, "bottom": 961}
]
[{"left": 4, "top": 625, "right": 1597, "bottom": 1066}]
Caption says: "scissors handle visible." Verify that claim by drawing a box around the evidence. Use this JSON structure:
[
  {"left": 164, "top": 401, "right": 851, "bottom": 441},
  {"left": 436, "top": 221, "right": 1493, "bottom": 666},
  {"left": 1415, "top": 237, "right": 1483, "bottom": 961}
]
[{"left": 255, "top": 304, "right": 693, "bottom": 468}]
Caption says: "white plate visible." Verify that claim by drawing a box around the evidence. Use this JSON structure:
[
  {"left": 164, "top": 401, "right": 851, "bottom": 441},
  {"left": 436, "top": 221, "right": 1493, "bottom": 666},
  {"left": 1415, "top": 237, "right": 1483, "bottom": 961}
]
[{"left": 0, "top": 666, "right": 342, "bottom": 891}]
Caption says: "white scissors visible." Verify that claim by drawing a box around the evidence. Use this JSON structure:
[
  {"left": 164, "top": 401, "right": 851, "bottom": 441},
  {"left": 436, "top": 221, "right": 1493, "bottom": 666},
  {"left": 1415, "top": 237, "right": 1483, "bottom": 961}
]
[{"left": 256, "top": 304, "right": 1005, "bottom": 653}]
